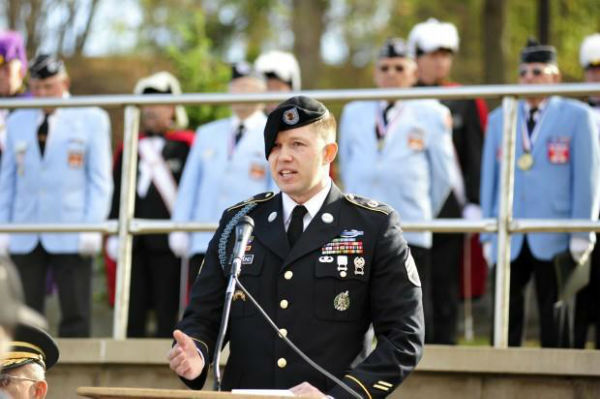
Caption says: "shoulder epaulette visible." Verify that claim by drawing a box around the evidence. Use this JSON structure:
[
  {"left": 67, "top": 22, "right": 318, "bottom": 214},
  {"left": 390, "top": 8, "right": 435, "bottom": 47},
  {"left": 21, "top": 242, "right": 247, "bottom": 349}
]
[
  {"left": 226, "top": 192, "right": 275, "bottom": 212},
  {"left": 344, "top": 193, "right": 392, "bottom": 215}
]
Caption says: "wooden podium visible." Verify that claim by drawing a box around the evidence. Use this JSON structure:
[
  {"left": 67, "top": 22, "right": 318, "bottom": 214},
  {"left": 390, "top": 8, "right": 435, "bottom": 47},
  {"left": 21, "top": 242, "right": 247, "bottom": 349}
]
[{"left": 77, "top": 387, "right": 319, "bottom": 399}]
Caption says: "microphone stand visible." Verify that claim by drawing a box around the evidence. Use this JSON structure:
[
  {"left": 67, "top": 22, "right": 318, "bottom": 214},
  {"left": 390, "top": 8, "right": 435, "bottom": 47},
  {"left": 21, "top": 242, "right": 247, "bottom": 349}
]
[{"left": 212, "top": 255, "right": 242, "bottom": 391}]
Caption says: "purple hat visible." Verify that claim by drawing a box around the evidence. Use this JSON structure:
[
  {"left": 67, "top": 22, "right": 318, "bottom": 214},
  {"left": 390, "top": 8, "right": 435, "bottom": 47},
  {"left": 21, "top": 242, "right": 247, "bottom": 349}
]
[{"left": 0, "top": 31, "right": 27, "bottom": 74}]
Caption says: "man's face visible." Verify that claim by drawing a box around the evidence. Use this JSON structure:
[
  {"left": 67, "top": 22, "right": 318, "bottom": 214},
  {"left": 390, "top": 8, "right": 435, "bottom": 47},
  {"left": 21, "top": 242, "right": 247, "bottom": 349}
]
[
  {"left": 268, "top": 124, "right": 337, "bottom": 204},
  {"left": 141, "top": 104, "right": 175, "bottom": 135},
  {"left": 518, "top": 62, "right": 559, "bottom": 85},
  {"left": 0, "top": 365, "right": 47, "bottom": 399},
  {"left": 584, "top": 66, "right": 600, "bottom": 83},
  {"left": 374, "top": 57, "right": 417, "bottom": 88},
  {"left": 416, "top": 49, "right": 454, "bottom": 85},
  {"left": 229, "top": 76, "right": 265, "bottom": 119},
  {"left": 0, "top": 60, "right": 24, "bottom": 96},
  {"left": 30, "top": 75, "right": 69, "bottom": 99}
]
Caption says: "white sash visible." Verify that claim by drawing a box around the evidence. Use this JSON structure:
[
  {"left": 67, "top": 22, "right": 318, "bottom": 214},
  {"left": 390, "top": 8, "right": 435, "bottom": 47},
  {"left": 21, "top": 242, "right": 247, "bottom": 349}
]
[{"left": 138, "top": 138, "right": 177, "bottom": 213}]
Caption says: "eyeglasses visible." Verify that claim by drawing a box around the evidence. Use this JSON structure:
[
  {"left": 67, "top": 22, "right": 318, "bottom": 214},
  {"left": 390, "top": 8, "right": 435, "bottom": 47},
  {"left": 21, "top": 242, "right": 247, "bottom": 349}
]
[
  {"left": 0, "top": 373, "right": 40, "bottom": 388},
  {"left": 379, "top": 65, "right": 405, "bottom": 73},
  {"left": 519, "top": 66, "right": 556, "bottom": 77}
]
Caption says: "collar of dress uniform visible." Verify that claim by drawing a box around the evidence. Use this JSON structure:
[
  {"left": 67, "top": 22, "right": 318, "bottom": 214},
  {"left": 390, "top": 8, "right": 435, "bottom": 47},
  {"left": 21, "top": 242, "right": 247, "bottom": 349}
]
[
  {"left": 523, "top": 98, "right": 548, "bottom": 116},
  {"left": 230, "top": 110, "right": 265, "bottom": 131},
  {"left": 281, "top": 177, "right": 332, "bottom": 231}
]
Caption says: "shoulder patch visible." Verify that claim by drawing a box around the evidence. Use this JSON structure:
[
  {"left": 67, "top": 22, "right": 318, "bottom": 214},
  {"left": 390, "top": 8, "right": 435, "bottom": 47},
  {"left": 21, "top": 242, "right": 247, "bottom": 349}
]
[
  {"left": 227, "top": 191, "right": 275, "bottom": 212},
  {"left": 344, "top": 193, "right": 391, "bottom": 215}
]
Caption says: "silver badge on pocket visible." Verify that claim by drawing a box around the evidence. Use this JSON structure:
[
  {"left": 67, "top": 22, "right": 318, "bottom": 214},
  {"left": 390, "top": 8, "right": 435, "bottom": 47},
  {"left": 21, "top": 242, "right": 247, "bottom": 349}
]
[{"left": 334, "top": 291, "right": 350, "bottom": 311}]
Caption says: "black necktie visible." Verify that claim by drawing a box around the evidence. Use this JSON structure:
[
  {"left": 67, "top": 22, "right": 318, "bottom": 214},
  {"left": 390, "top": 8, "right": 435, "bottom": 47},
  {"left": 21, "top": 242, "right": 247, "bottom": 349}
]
[
  {"left": 382, "top": 101, "right": 395, "bottom": 126},
  {"left": 287, "top": 205, "right": 307, "bottom": 248},
  {"left": 37, "top": 113, "right": 49, "bottom": 156},
  {"left": 527, "top": 108, "right": 538, "bottom": 136},
  {"left": 234, "top": 123, "right": 245, "bottom": 146}
]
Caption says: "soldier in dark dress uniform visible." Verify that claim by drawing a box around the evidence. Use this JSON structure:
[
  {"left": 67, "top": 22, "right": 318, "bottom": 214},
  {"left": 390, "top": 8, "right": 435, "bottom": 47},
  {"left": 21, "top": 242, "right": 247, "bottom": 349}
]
[{"left": 168, "top": 96, "right": 424, "bottom": 398}]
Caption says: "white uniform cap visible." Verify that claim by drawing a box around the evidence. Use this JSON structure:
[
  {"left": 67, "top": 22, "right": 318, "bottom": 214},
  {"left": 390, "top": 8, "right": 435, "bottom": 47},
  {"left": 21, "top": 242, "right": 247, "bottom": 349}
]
[
  {"left": 580, "top": 33, "right": 600, "bottom": 68},
  {"left": 134, "top": 71, "right": 188, "bottom": 129},
  {"left": 407, "top": 18, "right": 460, "bottom": 57},
  {"left": 254, "top": 50, "right": 301, "bottom": 91}
]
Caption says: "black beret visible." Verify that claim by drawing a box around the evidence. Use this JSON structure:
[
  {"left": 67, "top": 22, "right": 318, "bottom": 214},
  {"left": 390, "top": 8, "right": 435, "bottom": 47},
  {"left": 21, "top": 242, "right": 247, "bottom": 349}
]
[
  {"left": 264, "top": 96, "right": 329, "bottom": 158},
  {"left": 378, "top": 38, "right": 410, "bottom": 59},
  {"left": 29, "top": 54, "right": 66, "bottom": 80},
  {"left": 1, "top": 324, "right": 59, "bottom": 371},
  {"left": 520, "top": 37, "right": 557, "bottom": 64}
]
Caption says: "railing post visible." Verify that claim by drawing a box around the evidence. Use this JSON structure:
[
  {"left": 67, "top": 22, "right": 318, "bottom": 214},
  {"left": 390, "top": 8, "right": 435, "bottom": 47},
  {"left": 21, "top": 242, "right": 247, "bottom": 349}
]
[
  {"left": 113, "top": 106, "right": 140, "bottom": 339},
  {"left": 493, "top": 96, "right": 518, "bottom": 348}
]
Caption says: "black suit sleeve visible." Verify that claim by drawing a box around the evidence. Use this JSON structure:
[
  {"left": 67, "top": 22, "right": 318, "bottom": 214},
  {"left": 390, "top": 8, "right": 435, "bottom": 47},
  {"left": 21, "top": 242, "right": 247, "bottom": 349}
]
[
  {"left": 108, "top": 150, "right": 123, "bottom": 220},
  {"left": 328, "top": 210, "right": 424, "bottom": 399},
  {"left": 456, "top": 99, "right": 485, "bottom": 205},
  {"left": 175, "top": 212, "right": 230, "bottom": 389}
]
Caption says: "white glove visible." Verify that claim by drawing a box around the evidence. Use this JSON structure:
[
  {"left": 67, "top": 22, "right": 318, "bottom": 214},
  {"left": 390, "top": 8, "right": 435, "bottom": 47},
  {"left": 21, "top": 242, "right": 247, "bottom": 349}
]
[
  {"left": 169, "top": 232, "right": 189, "bottom": 258},
  {"left": 105, "top": 235, "right": 119, "bottom": 261},
  {"left": 0, "top": 233, "right": 10, "bottom": 256},
  {"left": 482, "top": 242, "right": 493, "bottom": 267},
  {"left": 462, "top": 203, "right": 482, "bottom": 221},
  {"left": 78, "top": 232, "right": 102, "bottom": 256},
  {"left": 569, "top": 237, "right": 594, "bottom": 264}
]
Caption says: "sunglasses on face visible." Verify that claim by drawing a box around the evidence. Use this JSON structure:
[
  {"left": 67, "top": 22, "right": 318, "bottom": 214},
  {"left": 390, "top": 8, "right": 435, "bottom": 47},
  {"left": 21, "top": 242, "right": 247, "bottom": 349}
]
[
  {"left": 0, "top": 373, "right": 40, "bottom": 388},
  {"left": 379, "top": 65, "right": 405, "bottom": 73},
  {"left": 518, "top": 66, "right": 554, "bottom": 77}
]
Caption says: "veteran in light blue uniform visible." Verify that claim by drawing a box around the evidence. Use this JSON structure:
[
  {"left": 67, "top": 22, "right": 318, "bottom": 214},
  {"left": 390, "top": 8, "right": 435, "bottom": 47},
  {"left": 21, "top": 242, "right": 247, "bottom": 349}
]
[
  {"left": 339, "top": 38, "right": 456, "bottom": 341},
  {"left": 0, "top": 55, "right": 112, "bottom": 337},
  {"left": 480, "top": 39, "right": 600, "bottom": 347},
  {"left": 170, "top": 62, "right": 274, "bottom": 271}
]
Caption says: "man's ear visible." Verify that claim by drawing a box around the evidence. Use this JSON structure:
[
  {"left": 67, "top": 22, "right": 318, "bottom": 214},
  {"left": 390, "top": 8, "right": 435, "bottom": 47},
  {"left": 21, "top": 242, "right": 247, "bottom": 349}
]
[
  {"left": 323, "top": 142, "right": 338, "bottom": 165},
  {"left": 33, "top": 380, "right": 48, "bottom": 399}
]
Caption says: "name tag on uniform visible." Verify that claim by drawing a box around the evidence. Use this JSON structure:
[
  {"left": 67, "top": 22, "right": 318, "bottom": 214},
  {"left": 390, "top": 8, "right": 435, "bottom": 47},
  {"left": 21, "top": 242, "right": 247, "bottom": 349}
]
[{"left": 407, "top": 129, "right": 425, "bottom": 151}]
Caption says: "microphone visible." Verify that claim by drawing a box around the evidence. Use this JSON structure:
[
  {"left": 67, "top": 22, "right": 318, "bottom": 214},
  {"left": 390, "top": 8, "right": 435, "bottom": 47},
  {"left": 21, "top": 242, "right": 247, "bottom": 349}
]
[
  {"left": 230, "top": 216, "right": 255, "bottom": 276},
  {"left": 213, "top": 215, "right": 254, "bottom": 391}
]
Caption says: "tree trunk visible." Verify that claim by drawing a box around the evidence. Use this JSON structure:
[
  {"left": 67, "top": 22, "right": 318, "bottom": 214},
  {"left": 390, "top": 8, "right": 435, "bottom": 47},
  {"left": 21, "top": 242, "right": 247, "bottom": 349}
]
[
  {"left": 291, "top": 0, "right": 328, "bottom": 89},
  {"left": 74, "top": 0, "right": 101, "bottom": 55},
  {"left": 482, "top": 0, "right": 506, "bottom": 84},
  {"left": 7, "top": 0, "right": 20, "bottom": 30}
]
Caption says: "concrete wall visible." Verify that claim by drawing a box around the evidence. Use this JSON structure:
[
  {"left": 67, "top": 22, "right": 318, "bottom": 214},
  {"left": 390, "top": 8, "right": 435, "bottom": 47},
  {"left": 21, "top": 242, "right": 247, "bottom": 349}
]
[{"left": 47, "top": 339, "right": 600, "bottom": 399}]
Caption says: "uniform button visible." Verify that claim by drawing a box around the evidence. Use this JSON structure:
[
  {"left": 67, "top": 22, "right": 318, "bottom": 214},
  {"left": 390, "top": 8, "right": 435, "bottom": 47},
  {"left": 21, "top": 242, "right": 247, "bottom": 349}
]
[
  {"left": 280, "top": 299, "right": 289, "bottom": 309},
  {"left": 284, "top": 271, "right": 293, "bottom": 280},
  {"left": 279, "top": 328, "right": 288, "bottom": 337},
  {"left": 277, "top": 358, "right": 287, "bottom": 368}
]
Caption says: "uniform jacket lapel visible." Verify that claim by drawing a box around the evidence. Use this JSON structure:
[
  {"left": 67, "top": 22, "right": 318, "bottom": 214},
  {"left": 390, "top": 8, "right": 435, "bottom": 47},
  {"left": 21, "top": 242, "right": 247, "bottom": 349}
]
[
  {"left": 252, "top": 193, "right": 289, "bottom": 260},
  {"left": 284, "top": 184, "right": 344, "bottom": 268}
]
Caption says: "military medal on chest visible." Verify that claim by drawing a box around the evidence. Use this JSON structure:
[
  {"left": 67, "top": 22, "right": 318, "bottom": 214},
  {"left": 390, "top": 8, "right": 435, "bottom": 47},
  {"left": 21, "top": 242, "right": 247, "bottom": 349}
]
[
  {"left": 517, "top": 152, "right": 533, "bottom": 170},
  {"left": 334, "top": 290, "right": 350, "bottom": 311}
]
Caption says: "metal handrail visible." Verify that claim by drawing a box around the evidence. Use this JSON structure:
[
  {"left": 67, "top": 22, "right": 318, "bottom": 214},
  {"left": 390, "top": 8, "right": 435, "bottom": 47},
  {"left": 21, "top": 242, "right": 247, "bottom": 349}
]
[
  {"left": 0, "top": 83, "right": 599, "bottom": 108},
  {"left": 1, "top": 83, "right": 599, "bottom": 344}
]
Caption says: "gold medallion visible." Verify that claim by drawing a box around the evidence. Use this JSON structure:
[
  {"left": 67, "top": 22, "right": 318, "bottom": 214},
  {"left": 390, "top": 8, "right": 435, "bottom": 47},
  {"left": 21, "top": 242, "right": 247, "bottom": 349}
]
[
  {"left": 333, "top": 291, "right": 350, "bottom": 311},
  {"left": 517, "top": 153, "right": 534, "bottom": 170}
]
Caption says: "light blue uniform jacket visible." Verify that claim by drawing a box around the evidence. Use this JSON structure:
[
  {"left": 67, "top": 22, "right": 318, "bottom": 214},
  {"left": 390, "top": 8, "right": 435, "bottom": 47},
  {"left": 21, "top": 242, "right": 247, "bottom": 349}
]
[
  {"left": 480, "top": 97, "right": 600, "bottom": 263},
  {"left": 339, "top": 100, "right": 456, "bottom": 248},
  {"left": 0, "top": 107, "right": 113, "bottom": 254},
  {"left": 172, "top": 113, "right": 274, "bottom": 256}
]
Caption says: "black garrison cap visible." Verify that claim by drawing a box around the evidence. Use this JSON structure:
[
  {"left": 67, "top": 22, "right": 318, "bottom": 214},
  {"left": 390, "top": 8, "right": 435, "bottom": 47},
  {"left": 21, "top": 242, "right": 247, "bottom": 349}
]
[
  {"left": 264, "top": 96, "right": 329, "bottom": 158},
  {"left": 520, "top": 37, "right": 557, "bottom": 64},
  {"left": 29, "top": 54, "right": 66, "bottom": 80},
  {"left": 1, "top": 324, "right": 59, "bottom": 371},
  {"left": 378, "top": 38, "right": 411, "bottom": 59}
]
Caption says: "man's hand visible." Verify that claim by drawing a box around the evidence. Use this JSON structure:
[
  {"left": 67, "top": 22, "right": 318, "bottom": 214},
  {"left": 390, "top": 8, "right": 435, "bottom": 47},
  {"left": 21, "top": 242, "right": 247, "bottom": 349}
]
[
  {"left": 167, "top": 329, "right": 205, "bottom": 380},
  {"left": 289, "top": 382, "right": 326, "bottom": 398}
]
